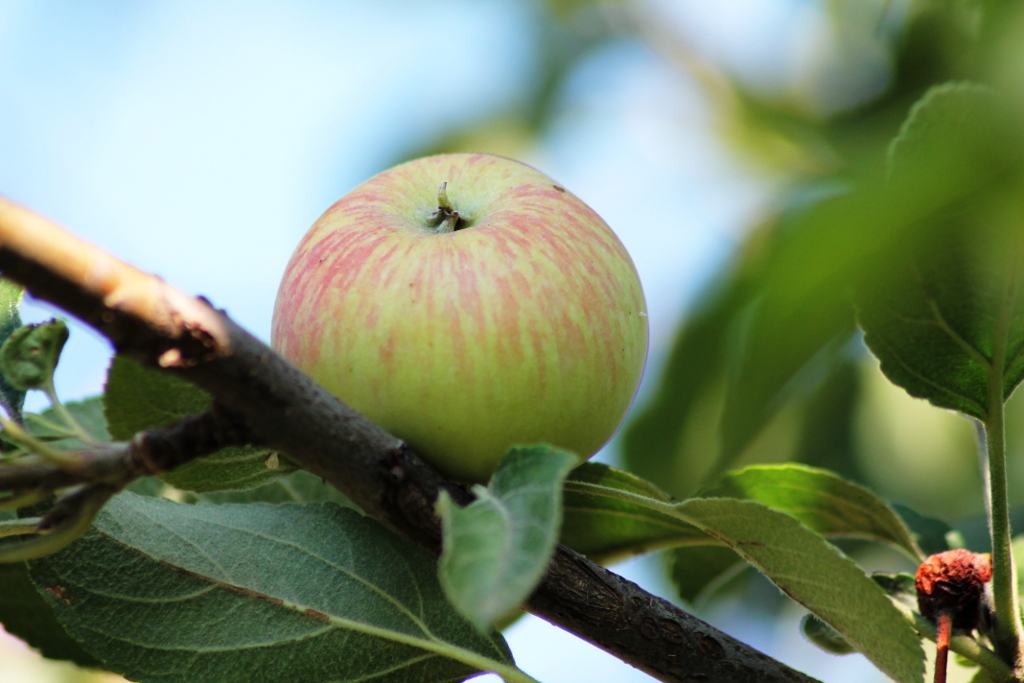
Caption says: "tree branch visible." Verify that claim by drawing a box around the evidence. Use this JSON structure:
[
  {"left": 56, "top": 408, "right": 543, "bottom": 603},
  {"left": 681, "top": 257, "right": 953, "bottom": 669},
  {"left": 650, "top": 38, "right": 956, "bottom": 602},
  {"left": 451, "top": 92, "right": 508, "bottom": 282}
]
[{"left": 0, "top": 197, "right": 820, "bottom": 683}]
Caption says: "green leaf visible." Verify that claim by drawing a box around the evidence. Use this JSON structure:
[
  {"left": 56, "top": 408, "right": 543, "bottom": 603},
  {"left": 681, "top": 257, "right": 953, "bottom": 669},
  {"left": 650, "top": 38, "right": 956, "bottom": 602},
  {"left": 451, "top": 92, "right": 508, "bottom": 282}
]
[
  {"left": 700, "top": 464, "right": 923, "bottom": 561},
  {"left": 561, "top": 462, "right": 708, "bottom": 564},
  {"left": 794, "top": 355, "right": 866, "bottom": 483},
  {"left": 871, "top": 572, "right": 917, "bottom": 611},
  {"left": 560, "top": 465, "right": 925, "bottom": 679},
  {"left": 968, "top": 669, "right": 995, "bottom": 683},
  {"left": 621, "top": 274, "right": 748, "bottom": 497},
  {"left": 857, "top": 83, "right": 1024, "bottom": 419},
  {"left": 185, "top": 469, "right": 355, "bottom": 509},
  {"left": 0, "top": 561, "right": 102, "bottom": 667},
  {"left": 30, "top": 492, "right": 519, "bottom": 683},
  {"left": 0, "top": 278, "right": 26, "bottom": 418},
  {"left": 438, "top": 444, "right": 577, "bottom": 630},
  {"left": 561, "top": 463, "right": 922, "bottom": 562},
  {"left": 674, "top": 499, "right": 924, "bottom": 683},
  {"left": 104, "top": 355, "right": 297, "bottom": 490},
  {"left": 668, "top": 545, "right": 743, "bottom": 604},
  {"left": 0, "top": 319, "right": 68, "bottom": 391},
  {"left": 719, "top": 280, "right": 856, "bottom": 468},
  {"left": 801, "top": 613, "right": 855, "bottom": 655},
  {"left": 0, "top": 507, "right": 100, "bottom": 667},
  {"left": 1, "top": 397, "right": 110, "bottom": 453}
]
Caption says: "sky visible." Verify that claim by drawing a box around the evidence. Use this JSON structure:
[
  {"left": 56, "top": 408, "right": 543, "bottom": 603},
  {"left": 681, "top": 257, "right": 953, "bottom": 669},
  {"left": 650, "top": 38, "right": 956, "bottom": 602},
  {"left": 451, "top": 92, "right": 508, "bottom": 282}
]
[{"left": 0, "top": 1, "right": 907, "bottom": 682}]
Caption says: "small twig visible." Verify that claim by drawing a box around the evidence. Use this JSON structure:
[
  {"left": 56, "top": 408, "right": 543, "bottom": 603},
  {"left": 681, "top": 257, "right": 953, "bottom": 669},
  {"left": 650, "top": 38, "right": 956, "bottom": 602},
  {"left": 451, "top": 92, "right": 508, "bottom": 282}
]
[
  {"left": 0, "top": 408, "right": 251, "bottom": 495},
  {"left": 0, "top": 484, "right": 116, "bottom": 562},
  {"left": 0, "top": 412, "right": 84, "bottom": 468},
  {"left": 0, "top": 490, "right": 49, "bottom": 511},
  {"left": 0, "top": 516, "right": 42, "bottom": 537},
  {"left": 0, "top": 409, "right": 251, "bottom": 561}
]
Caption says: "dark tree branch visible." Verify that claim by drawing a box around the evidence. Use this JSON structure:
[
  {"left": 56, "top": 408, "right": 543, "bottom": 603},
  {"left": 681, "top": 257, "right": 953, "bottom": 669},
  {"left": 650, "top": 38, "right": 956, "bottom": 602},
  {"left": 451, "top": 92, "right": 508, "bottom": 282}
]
[{"left": 0, "top": 197, "right": 820, "bottom": 683}]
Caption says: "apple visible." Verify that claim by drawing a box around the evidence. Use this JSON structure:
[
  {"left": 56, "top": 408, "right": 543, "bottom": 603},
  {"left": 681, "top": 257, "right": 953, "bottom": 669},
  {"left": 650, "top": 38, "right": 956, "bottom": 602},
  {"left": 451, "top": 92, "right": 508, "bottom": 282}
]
[{"left": 271, "top": 153, "right": 648, "bottom": 483}]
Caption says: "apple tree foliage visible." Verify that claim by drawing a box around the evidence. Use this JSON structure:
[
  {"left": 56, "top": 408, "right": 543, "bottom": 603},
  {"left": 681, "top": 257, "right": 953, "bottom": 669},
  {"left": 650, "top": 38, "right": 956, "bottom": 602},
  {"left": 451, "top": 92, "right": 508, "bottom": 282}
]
[{"left": 6, "top": 1, "right": 1024, "bottom": 682}]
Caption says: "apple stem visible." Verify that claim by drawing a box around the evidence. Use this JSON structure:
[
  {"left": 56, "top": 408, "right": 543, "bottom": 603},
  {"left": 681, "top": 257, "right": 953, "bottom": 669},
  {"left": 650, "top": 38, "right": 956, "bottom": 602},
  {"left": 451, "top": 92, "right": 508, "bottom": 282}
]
[
  {"left": 437, "top": 182, "right": 452, "bottom": 211},
  {"left": 934, "top": 611, "right": 951, "bottom": 683},
  {"left": 427, "top": 182, "right": 464, "bottom": 234}
]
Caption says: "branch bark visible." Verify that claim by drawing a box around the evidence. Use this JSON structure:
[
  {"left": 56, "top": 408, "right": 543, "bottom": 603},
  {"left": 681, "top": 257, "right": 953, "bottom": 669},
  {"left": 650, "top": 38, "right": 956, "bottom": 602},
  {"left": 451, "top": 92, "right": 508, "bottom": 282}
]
[{"left": 0, "top": 197, "right": 820, "bottom": 683}]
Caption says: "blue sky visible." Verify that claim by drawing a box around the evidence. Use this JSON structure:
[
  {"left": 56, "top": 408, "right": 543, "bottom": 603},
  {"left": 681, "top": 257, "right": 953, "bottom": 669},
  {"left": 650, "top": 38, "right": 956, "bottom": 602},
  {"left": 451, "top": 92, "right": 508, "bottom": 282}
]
[{"left": 0, "top": 1, "right": 902, "bottom": 681}]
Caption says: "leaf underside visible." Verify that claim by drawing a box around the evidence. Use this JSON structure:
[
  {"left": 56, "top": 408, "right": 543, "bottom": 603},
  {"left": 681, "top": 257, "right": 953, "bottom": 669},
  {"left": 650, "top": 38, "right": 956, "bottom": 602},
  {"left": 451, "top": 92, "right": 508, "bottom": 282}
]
[
  {"left": 438, "top": 444, "right": 577, "bottom": 630},
  {"left": 29, "top": 493, "right": 513, "bottom": 683}
]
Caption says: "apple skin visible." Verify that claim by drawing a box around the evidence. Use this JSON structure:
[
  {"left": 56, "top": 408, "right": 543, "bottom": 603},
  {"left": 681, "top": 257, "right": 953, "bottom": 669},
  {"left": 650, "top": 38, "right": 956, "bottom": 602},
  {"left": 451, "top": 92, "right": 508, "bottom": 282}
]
[{"left": 271, "top": 153, "right": 648, "bottom": 483}]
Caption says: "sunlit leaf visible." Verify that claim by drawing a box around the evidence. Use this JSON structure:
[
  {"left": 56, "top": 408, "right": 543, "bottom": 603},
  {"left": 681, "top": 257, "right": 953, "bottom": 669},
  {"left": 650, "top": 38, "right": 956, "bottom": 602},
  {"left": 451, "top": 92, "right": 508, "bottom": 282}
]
[
  {"left": 438, "top": 444, "right": 577, "bottom": 630},
  {"left": 30, "top": 493, "right": 517, "bottom": 683},
  {"left": 675, "top": 498, "right": 924, "bottom": 683},
  {"left": 857, "top": 83, "right": 1024, "bottom": 420},
  {"left": 700, "top": 464, "right": 922, "bottom": 561},
  {"left": 562, "top": 463, "right": 922, "bottom": 563}
]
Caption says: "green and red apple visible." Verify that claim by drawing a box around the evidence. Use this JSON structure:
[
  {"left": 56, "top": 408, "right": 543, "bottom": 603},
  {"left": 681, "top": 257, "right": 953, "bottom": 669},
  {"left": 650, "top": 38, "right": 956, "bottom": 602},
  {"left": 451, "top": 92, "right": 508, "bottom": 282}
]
[{"left": 271, "top": 153, "right": 647, "bottom": 483}]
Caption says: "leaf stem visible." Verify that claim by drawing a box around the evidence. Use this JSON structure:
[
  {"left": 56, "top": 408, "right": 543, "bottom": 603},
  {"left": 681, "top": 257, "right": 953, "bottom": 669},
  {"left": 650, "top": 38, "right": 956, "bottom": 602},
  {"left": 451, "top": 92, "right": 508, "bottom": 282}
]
[
  {"left": 44, "top": 381, "right": 98, "bottom": 446},
  {"left": 0, "top": 516, "right": 41, "bottom": 537},
  {"left": 985, "top": 272, "right": 1023, "bottom": 668},
  {"left": 0, "top": 412, "right": 83, "bottom": 468}
]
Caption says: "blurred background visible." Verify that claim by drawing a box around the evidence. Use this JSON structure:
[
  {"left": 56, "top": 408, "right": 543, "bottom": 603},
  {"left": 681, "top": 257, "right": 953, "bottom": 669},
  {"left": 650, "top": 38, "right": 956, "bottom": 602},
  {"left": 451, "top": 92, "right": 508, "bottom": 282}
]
[{"left": 2, "top": 0, "right": 1021, "bottom": 681}]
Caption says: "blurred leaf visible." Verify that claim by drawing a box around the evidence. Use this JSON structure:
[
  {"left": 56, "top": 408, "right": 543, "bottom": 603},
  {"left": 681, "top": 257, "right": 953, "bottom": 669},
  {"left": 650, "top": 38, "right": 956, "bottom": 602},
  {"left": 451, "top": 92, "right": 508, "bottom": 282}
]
[
  {"left": 438, "top": 444, "right": 577, "bottom": 630},
  {"left": 802, "top": 612, "right": 856, "bottom": 655},
  {"left": 0, "top": 319, "right": 67, "bottom": 392},
  {"left": 891, "top": 503, "right": 957, "bottom": 557},
  {"left": 857, "top": 83, "right": 1024, "bottom": 421},
  {"left": 957, "top": 507, "right": 1024, "bottom": 552},
  {"left": 871, "top": 572, "right": 918, "bottom": 611},
  {"left": 623, "top": 180, "right": 896, "bottom": 495},
  {"left": 719, "top": 270, "right": 857, "bottom": 469},
  {"left": 543, "top": 0, "right": 624, "bottom": 21},
  {"left": 400, "top": 5, "right": 612, "bottom": 165},
  {"left": 675, "top": 498, "right": 924, "bottom": 683},
  {"left": 104, "top": 355, "right": 297, "bottom": 490},
  {"left": 794, "top": 352, "right": 866, "bottom": 483},
  {"left": 30, "top": 493, "right": 515, "bottom": 683},
  {"left": 0, "top": 561, "right": 101, "bottom": 667},
  {"left": 0, "top": 278, "right": 25, "bottom": 419},
  {"left": 969, "top": 669, "right": 995, "bottom": 683},
  {"left": 668, "top": 545, "right": 742, "bottom": 604},
  {"left": 622, "top": 271, "right": 751, "bottom": 496}
]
